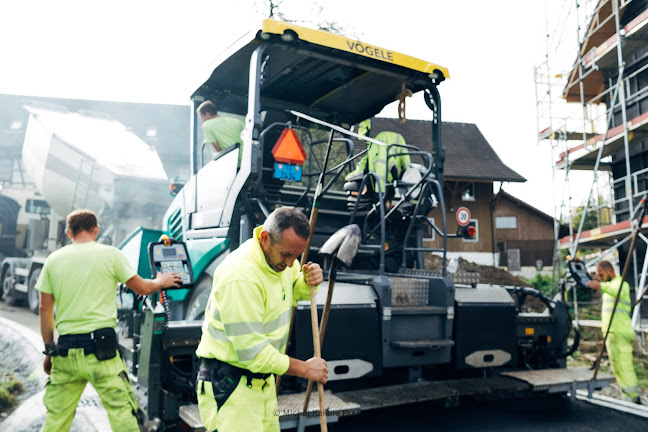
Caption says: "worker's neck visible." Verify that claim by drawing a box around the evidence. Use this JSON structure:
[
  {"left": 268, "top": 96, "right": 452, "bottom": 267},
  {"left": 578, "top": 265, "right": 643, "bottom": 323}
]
[{"left": 71, "top": 231, "right": 98, "bottom": 244}]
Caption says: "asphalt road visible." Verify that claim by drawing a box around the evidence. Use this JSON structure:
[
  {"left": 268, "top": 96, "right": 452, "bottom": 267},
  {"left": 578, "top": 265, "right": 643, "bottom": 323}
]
[
  {"left": 2, "top": 303, "right": 648, "bottom": 431},
  {"left": 0, "top": 301, "right": 40, "bottom": 334},
  {"left": 318, "top": 397, "right": 648, "bottom": 431}
]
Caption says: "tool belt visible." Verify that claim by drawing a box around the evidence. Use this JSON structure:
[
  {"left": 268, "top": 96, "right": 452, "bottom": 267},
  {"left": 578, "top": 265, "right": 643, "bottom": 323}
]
[
  {"left": 197, "top": 358, "right": 272, "bottom": 407},
  {"left": 55, "top": 327, "right": 118, "bottom": 361}
]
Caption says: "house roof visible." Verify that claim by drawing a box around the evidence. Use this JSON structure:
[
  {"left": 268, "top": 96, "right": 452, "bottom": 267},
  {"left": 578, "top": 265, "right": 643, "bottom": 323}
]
[{"left": 366, "top": 117, "right": 526, "bottom": 183}]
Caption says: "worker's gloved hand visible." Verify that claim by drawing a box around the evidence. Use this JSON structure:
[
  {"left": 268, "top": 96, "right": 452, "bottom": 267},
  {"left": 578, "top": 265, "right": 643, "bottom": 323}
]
[
  {"left": 305, "top": 357, "right": 328, "bottom": 384},
  {"left": 302, "top": 262, "right": 323, "bottom": 287},
  {"left": 157, "top": 272, "right": 183, "bottom": 289}
]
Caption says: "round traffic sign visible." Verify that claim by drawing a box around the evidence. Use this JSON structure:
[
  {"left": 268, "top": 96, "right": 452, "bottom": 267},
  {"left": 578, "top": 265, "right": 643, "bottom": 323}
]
[{"left": 456, "top": 207, "right": 471, "bottom": 226}]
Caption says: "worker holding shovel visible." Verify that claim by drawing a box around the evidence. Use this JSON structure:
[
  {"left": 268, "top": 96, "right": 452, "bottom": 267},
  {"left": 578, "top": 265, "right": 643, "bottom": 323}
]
[
  {"left": 195, "top": 206, "right": 328, "bottom": 432},
  {"left": 588, "top": 260, "right": 640, "bottom": 403}
]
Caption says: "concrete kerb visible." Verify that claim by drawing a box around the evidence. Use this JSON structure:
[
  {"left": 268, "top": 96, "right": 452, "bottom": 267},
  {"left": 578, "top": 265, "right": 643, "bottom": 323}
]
[{"left": 0, "top": 316, "right": 110, "bottom": 431}]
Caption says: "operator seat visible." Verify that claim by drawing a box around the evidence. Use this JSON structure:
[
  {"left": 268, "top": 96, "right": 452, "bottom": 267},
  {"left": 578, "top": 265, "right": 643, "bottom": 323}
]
[{"left": 344, "top": 130, "right": 412, "bottom": 210}]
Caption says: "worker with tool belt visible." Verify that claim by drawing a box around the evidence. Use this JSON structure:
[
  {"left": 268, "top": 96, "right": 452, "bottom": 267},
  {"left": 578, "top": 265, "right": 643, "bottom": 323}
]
[
  {"left": 195, "top": 206, "right": 327, "bottom": 432},
  {"left": 588, "top": 260, "right": 640, "bottom": 403},
  {"left": 37, "top": 209, "right": 183, "bottom": 431}
]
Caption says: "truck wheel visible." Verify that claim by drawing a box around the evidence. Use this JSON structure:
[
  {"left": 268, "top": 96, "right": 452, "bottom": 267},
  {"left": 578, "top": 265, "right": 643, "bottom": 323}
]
[
  {"left": 2, "top": 271, "right": 22, "bottom": 307},
  {"left": 185, "top": 275, "right": 213, "bottom": 321},
  {"left": 27, "top": 268, "right": 41, "bottom": 315}
]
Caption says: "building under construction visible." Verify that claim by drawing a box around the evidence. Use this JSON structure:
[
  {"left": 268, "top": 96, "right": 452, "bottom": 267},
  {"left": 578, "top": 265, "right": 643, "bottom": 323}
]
[{"left": 535, "top": 0, "right": 648, "bottom": 332}]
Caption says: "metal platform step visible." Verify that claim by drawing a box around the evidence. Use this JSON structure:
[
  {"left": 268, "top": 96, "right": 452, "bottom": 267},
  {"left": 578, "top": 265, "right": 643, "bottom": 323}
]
[
  {"left": 336, "top": 368, "right": 614, "bottom": 412},
  {"left": 177, "top": 390, "right": 360, "bottom": 431},
  {"left": 390, "top": 339, "right": 454, "bottom": 349},
  {"left": 388, "top": 276, "right": 429, "bottom": 306},
  {"left": 336, "top": 376, "right": 530, "bottom": 411},
  {"left": 14, "top": 267, "right": 29, "bottom": 277},
  {"left": 500, "top": 368, "right": 614, "bottom": 393}
]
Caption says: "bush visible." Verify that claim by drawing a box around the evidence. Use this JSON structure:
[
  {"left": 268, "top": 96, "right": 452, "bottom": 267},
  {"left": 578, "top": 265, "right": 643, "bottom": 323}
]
[
  {"left": 524, "top": 273, "right": 553, "bottom": 295},
  {"left": 0, "top": 373, "right": 23, "bottom": 413}
]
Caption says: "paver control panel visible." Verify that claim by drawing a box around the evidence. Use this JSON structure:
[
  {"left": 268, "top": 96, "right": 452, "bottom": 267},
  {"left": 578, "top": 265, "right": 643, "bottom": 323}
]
[
  {"left": 567, "top": 260, "right": 592, "bottom": 290},
  {"left": 148, "top": 240, "right": 194, "bottom": 288}
]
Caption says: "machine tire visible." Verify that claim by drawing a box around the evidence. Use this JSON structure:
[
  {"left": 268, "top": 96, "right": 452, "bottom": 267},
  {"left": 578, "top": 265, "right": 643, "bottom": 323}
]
[
  {"left": 185, "top": 275, "right": 213, "bottom": 321},
  {"left": 2, "top": 270, "right": 22, "bottom": 307},
  {"left": 27, "top": 267, "right": 41, "bottom": 315}
]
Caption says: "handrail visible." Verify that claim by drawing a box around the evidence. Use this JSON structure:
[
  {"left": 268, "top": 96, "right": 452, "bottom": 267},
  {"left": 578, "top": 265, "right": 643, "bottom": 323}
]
[
  {"left": 398, "top": 178, "right": 448, "bottom": 274},
  {"left": 349, "top": 172, "right": 386, "bottom": 274}
]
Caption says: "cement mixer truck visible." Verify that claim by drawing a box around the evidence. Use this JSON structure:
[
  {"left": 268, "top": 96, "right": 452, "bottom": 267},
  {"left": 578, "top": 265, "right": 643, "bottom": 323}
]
[{"left": 0, "top": 105, "right": 172, "bottom": 313}]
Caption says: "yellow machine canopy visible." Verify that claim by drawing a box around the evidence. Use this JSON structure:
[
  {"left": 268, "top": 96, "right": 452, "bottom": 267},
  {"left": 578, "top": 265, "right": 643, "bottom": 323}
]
[{"left": 192, "top": 19, "right": 450, "bottom": 126}]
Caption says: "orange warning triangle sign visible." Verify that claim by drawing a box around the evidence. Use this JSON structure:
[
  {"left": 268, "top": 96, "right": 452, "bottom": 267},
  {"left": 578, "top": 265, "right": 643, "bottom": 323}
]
[{"left": 271, "top": 128, "right": 307, "bottom": 165}]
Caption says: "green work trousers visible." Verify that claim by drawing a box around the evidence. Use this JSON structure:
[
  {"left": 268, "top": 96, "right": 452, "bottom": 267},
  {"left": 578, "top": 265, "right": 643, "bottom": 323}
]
[
  {"left": 606, "top": 332, "right": 639, "bottom": 400},
  {"left": 41, "top": 348, "right": 139, "bottom": 432},
  {"left": 197, "top": 374, "right": 278, "bottom": 432}
]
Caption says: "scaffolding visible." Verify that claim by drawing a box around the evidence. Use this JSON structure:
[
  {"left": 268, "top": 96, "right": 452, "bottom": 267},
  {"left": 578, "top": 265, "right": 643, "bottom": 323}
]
[{"left": 535, "top": 0, "right": 648, "bottom": 333}]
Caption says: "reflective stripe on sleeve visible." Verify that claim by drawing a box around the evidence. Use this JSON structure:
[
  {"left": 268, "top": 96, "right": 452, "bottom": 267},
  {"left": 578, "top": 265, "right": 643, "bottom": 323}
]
[
  {"left": 207, "top": 325, "right": 229, "bottom": 342},
  {"left": 236, "top": 337, "right": 287, "bottom": 362},
  {"left": 213, "top": 309, "right": 292, "bottom": 337}
]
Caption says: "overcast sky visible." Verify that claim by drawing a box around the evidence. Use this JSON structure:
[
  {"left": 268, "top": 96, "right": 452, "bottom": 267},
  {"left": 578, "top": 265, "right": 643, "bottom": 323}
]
[{"left": 0, "top": 0, "right": 594, "bottom": 216}]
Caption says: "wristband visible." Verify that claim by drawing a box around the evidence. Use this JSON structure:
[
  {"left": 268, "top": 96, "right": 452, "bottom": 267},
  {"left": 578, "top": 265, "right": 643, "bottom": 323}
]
[{"left": 43, "top": 343, "right": 59, "bottom": 356}]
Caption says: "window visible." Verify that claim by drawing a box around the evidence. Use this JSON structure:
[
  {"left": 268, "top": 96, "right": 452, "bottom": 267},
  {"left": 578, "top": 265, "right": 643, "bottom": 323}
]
[
  {"left": 423, "top": 217, "right": 435, "bottom": 241},
  {"left": 496, "top": 216, "right": 517, "bottom": 229},
  {"left": 462, "top": 183, "right": 475, "bottom": 201}
]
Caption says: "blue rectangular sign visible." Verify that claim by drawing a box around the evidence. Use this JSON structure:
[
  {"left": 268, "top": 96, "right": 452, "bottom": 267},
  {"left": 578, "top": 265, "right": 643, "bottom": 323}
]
[{"left": 274, "top": 162, "right": 302, "bottom": 181}]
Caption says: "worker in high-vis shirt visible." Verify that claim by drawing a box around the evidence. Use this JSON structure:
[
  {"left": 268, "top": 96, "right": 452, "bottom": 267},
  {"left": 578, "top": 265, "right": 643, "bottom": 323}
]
[
  {"left": 195, "top": 206, "right": 327, "bottom": 432},
  {"left": 196, "top": 100, "right": 245, "bottom": 163},
  {"left": 345, "top": 119, "right": 411, "bottom": 192},
  {"left": 588, "top": 260, "right": 640, "bottom": 403},
  {"left": 37, "top": 209, "right": 182, "bottom": 432}
]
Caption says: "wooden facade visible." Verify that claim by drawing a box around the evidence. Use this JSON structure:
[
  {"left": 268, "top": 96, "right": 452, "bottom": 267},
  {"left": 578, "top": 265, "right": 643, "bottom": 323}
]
[
  {"left": 425, "top": 181, "right": 495, "bottom": 254},
  {"left": 493, "top": 191, "right": 566, "bottom": 267}
]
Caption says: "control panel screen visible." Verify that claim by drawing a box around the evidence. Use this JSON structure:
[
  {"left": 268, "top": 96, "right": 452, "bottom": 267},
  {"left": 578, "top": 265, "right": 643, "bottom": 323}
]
[{"left": 162, "top": 248, "right": 177, "bottom": 259}]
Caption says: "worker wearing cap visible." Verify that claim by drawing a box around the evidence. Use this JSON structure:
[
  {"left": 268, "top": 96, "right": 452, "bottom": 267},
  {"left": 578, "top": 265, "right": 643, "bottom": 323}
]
[
  {"left": 195, "top": 206, "right": 327, "bottom": 432},
  {"left": 587, "top": 260, "right": 640, "bottom": 403},
  {"left": 37, "top": 209, "right": 183, "bottom": 431},
  {"left": 345, "top": 119, "right": 411, "bottom": 192},
  {"left": 196, "top": 100, "right": 245, "bottom": 163}
]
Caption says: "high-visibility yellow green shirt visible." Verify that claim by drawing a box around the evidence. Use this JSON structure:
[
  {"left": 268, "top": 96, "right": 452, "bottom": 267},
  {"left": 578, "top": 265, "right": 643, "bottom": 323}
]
[
  {"left": 345, "top": 130, "right": 410, "bottom": 192},
  {"left": 195, "top": 226, "right": 316, "bottom": 375},
  {"left": 600, "top": 275, "right": 634, "bottom": 337},
  {"left": 35, "top": 242, "right": 136, "bottom": 335},
  {"left": 202, "top": 116, "right": 244, "bottom": 150}
]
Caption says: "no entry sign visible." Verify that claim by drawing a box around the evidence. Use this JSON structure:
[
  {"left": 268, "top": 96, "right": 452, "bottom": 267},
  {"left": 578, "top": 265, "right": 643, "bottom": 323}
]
[{"left": 456, "top": 207, "right": 471, "bottom": 226}]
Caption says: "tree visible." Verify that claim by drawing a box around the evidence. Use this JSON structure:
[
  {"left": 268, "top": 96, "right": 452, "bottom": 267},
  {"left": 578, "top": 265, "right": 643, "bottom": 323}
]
[{"left": 570, "top": 196, "right": 612, "bottom": 232}]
